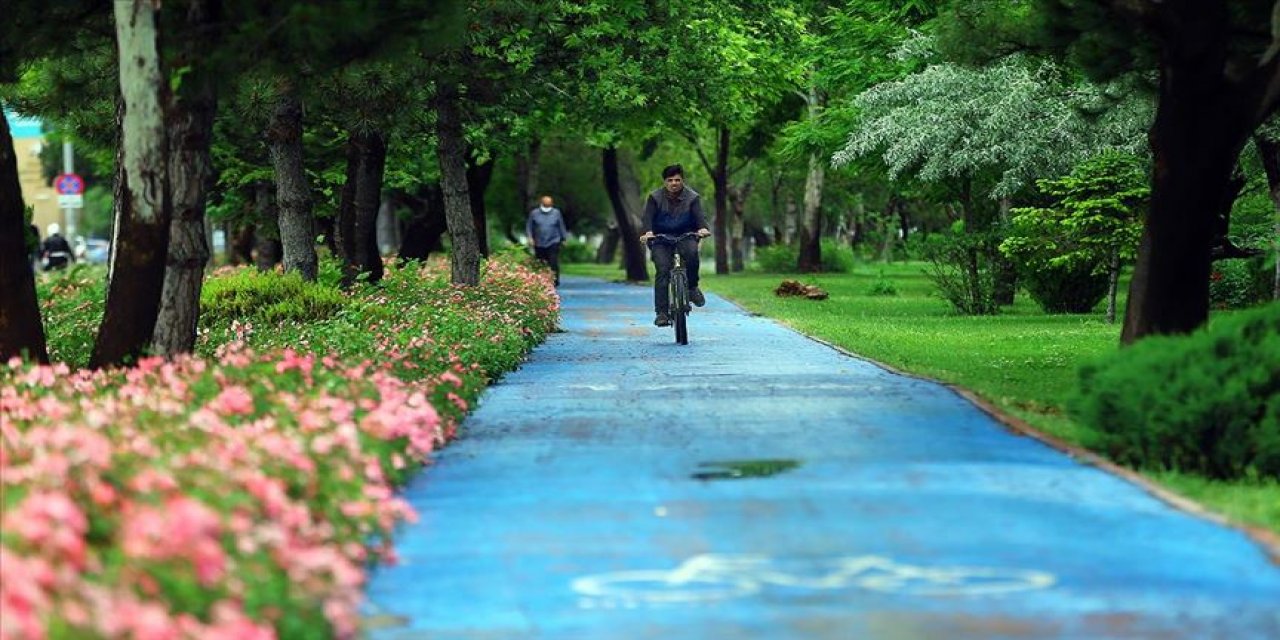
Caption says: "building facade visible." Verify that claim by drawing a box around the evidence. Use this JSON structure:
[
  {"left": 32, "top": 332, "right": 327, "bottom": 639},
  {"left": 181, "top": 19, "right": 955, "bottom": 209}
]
[{"left": 5, "top": 111, "right": 62, "bottom": 239}]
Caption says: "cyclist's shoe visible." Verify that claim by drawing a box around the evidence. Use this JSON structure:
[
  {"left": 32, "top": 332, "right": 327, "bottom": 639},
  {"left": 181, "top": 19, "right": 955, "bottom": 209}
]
[
  {"left": 690, "top": 288, "right": 706, "bottom": 307},
  {"left": 654, "top": 312, "right": 671, "bottom": 327}
]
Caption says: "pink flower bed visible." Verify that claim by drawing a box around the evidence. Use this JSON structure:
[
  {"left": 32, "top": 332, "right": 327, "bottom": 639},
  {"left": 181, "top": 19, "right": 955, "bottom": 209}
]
[{"left": 1, "top": 258, "right": 559, "bottom": 639}]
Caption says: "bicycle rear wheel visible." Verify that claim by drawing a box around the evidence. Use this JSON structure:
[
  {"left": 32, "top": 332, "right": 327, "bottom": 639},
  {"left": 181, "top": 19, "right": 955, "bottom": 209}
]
[{"left": 671, "top": 269, "right": 689, "bottom": 345}]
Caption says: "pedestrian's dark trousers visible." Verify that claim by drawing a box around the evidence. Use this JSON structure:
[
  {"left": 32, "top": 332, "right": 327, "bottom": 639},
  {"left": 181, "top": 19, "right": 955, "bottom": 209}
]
[
  {"left": 535, "top": 243, "right": 561, "bottom": 285},
  {"left": 650, "top": 237, "right": 700, "bottom": 313}
]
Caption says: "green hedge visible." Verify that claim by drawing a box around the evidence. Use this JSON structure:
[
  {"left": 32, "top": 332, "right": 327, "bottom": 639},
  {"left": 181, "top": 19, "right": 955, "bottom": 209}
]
[{"left": 1070, "top": 301, "right": 1280, "bottom": 480}]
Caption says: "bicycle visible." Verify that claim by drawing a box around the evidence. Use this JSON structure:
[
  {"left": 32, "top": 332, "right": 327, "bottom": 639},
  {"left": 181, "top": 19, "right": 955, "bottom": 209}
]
[
  {"left": 647, "top": 232, "right": 703, "bottom": 345},
  {"left": 572, "top": 553, "right": 1056, "bottom": 605}
]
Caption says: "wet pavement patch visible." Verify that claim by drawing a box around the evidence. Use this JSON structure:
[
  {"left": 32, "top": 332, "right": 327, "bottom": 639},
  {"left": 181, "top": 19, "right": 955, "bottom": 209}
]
[{"left": 692, "top": 459, "right": 801, "bottom": 481}]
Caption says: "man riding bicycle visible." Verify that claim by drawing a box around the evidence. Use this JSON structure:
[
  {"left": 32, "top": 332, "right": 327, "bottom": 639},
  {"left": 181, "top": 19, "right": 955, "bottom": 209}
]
[{"left": 638, "top": 164, "right": 712, "bottom": 327}]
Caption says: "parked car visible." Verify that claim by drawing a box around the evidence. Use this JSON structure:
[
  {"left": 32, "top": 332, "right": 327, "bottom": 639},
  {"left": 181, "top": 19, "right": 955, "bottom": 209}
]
[{"left": 83, "top": 238, "right": 110, "bottom": 265}]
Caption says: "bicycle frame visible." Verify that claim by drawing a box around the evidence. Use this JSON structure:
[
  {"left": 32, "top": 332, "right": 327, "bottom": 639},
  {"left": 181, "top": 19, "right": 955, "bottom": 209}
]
[{"left": 649, "top": 233, "right": 701, "bottom": 345}]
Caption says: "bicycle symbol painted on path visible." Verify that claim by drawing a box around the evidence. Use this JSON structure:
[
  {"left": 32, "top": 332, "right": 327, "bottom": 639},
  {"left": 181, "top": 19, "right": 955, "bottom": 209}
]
[{"left": 572, "top": 554, "right": 1055, "bottom": 607}]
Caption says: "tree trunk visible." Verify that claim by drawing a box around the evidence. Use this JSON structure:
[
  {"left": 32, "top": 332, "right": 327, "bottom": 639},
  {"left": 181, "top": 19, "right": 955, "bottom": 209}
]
[
  {"left": 993, "top": 196, "right": 1016, "bottom": 305},
  {"left": 336, "top": 129, "right": 387, "bottom": 285},
  {"left": 265, "top": 78, "right": 317, "bottom": 281},
  {"left": 434, "top": 81, "right": 481, "bottom": 286},
  {"left": 230, "top": 223, "right": 254, "bottom": 265},
  {"left": 797, "top": 86, "right": 826, "bottom": 273},
  {"left": 92, "top": 7, "right": 172, "bottom": 369},
  {"left": 602, "top": 146, "right": 648, "bottom": 281},
  {"left": 515, "top": 139, "right": 541, "bottom": 223},
  {"left": 0, "top": 111, "right": 48, "bottom": 363},
  {"left": 153, "top": 7, "right": 218, "bottom": 357},
  {"left": 1117, "top": 3, "right": 1280, "bottom": 342},
  {"left": 899, "top": 201, "right": 911, "bottom": 246},
  {"left": 748, "top": 223, "right": 772, "bottom": 249},
  {"left": 796, "top": 151, "right": 825, "bottom": 272},
  {"left": 712, "top": 126, "right": 730, "bottom": 274},
  {"left": 728, "top": 180, "right": 752, "bottom": 272},
  {"left": 1121, "top": 45, "right": 1248, "bottom": 342},
  {"left": 596, "top": 224, "right": 620, "bottom": 264},
  {"left": 783, "top": 193, "right": 798, "bottom": 246},
  {"left": 466, "top": 154, "right": 495, "bottom": 256},
  {"left": 1253, "top": 136, "right": 1280, "bottom": 300},
  {"left": 1106, "top": 251, "right": 1121, "bottom": 324},
  {"left": 397, "top": 185, "right": 448, "bottom": 262},
  {"left": 879, "top": 198, "right": 897, "bottom": 263},
  {"left": 252, "top": 182, "right": 282, "bottom": 270}
]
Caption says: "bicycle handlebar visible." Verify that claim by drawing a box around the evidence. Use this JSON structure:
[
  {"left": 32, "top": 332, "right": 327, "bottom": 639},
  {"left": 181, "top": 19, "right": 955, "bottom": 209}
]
[{"left": 646, "top": 232, "right": 704, "bottom": 246}]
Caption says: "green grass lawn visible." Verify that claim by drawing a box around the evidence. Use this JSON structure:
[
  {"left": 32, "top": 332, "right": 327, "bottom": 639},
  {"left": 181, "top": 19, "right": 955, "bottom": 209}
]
[{"left": 564, "top": 260, "right": 1280, "bottom": 535}]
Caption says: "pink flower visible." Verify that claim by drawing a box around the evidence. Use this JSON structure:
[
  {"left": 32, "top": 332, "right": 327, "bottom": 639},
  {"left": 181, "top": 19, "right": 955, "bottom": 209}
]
[{"left": 210, "top": 385, "right": 255, "bottom": 416}]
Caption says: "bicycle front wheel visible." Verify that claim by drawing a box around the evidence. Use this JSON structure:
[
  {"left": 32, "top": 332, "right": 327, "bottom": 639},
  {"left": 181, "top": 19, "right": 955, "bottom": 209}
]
[{"left": 671, "top": 269, "right": 689, "bottom": 345}]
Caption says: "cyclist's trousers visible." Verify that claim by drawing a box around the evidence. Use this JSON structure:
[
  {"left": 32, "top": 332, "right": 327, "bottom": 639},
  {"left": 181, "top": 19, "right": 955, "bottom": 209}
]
[{"left": 650, "top": 237, "right": 700, "bottom": 313}]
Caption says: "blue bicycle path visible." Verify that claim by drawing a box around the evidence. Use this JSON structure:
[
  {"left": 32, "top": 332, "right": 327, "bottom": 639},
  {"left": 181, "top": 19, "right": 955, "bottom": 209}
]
[{"left": 363, "top": 276, "right": 1280, "bottom": 640}]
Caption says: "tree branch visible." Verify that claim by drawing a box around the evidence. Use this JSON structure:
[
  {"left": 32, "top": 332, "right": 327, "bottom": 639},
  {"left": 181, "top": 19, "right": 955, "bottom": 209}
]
[{"left": 682, "top": 130, "right": 715, "bottom": 177}]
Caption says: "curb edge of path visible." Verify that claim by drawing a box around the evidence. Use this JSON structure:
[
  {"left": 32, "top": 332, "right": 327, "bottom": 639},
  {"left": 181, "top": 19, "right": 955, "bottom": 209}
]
[{"left": 710, "top": 294, "right": 1280, "bottom": 565}]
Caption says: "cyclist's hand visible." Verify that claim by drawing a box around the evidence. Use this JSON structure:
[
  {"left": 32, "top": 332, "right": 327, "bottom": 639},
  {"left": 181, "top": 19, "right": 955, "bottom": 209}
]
[
  {"left": 639, "top": 232, "right": 655, "bottom": 243},
  {"left": 696, "top": 228, "right": 712, "bottom": 239}
]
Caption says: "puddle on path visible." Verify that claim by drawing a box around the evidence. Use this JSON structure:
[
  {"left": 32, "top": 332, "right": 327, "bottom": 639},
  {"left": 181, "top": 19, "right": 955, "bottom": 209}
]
[{"left": 692, "top": 459, "right": 801, "bottom": 481}]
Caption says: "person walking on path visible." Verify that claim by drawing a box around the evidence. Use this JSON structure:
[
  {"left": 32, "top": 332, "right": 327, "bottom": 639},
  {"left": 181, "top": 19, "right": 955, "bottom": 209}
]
[
  {"left": 638, "top": 164, "right": 711, "bottom": 326},
  {"left": 526, "top": 195, "right": 568, "bottom": 286}
]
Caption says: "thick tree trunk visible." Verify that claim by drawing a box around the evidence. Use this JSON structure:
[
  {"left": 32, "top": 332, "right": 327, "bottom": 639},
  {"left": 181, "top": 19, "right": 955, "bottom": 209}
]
[
  {"left": 796, "top": 151, "right": 825, "bottom": 272},
  {"left": 265, "top": 78, "right": 317, "bottom": 281},
  {"left": 0, "top": 112, "right": 48, "bottom": 363},
  {"left": 1253, "top": 136, "right": 1280, "bottom": 300},
  {"left": 153, "top": 9, "right": 218, "bottom": 357},
  {"left": 466, "top": 154, "right": 495, "bottom": 257},
  {"left": 336, "top": 129, "right": 387, "bottom": 285},
  {"left": 397, "top": 185, "right": 448, "bottom": 262},
  {"left": 1122, "top": 32, "right": 1248, "bottom": 342},
  {"left": 93, "top": 8, "right": 172, "bottom": 369},
  {"left": 434, "top": 81, "right": 481, "bottom": 286},
  {"left": 602, "top": 147, "right": 648, "bottom": 281},
  {"left": 1118, "top": 3, "right": 1280, "bottom": 341},
  {"left": 712, "top": 126, "right": 730, "bottom": 274}
]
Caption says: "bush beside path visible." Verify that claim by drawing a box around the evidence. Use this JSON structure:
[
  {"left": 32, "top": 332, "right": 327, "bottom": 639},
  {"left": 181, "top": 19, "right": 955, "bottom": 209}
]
[{"left": 1, "top": 257, "right": 558, "bottom": 639}]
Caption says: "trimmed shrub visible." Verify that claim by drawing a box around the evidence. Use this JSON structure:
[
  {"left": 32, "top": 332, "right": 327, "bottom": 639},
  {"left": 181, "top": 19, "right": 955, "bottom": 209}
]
[
  {"left": 1069, "top": 301, "right": 1280, "bottom": 480},
  {"left": 200, "top": 268, "right": 348, "bottom": 326},
  {"left": 1022, "top": 260, "right": 1109, "bottom": 313}
]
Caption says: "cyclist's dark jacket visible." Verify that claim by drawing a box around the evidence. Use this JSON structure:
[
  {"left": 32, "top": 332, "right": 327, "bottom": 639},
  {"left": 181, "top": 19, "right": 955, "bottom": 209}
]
[{"left": 642, "top": 186, "right": 708, "bottom": 235}]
